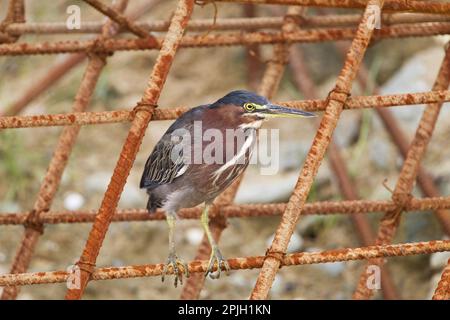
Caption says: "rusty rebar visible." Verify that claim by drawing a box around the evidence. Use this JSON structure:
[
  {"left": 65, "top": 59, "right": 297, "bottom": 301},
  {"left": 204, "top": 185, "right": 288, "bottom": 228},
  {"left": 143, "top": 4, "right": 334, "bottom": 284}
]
[
  {"left": 353, "top": 44, "right": 450, "bottom": 300},
  {"left": 83, "top": 0, "right": 156, "bottom": 40},
  {"left": 2, "top": 196, "right": 450, "bottom": 226},
  {"left": 180, "top": 6, "right": 302, "bottom": 299},
  {"left": 1, "top": 240, "right": 449, "bottom": 287},
  {"left": 0, "top": 0, "right": 130, "bottom": 301},
  {"left": 64, "top": 0, "right": 195, "bottom": 300},
  {"left": 5, "top": 13, "right": 450, "bottom": 35},
  {"left": 0, "top": 0, "right": 25, "bottom": 43},
  {"left": 2, "top": 21, "right": 450, "bottom": 56},
  {"left": 250, "top": 0, "right": 386, "bottom": 300},
  {"left": 1, "top": 0, "right": 161, "bottom": 117},
  {"left": 215, "top": 0, "right": 450, "bottom": 14},
  {"left": 289, "top": 44, "right": 399, "bottom": 299},
  {"left": 2, "top": 89, "right": 450, "bottom": 129},
  {"left": 433, "top": 258, "right": 450, "bottom": 300}
]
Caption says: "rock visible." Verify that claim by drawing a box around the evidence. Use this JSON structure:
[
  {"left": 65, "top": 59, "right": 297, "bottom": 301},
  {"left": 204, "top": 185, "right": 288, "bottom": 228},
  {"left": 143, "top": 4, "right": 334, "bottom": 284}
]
[
  {"left": 266, "top": 232, "right": 303, "bottom": 253},
  {"left": 0, "top": 201, "right": 21, "bottom": 212},
  {"left": 368, "top": 138, "right": 392, "bottom": 170},
  {"left": 63, "top": 192, "right": 85, "bottom": 211},
  {"left": 315, "top": 262, "right": 346, "bottom": 277},
  {"left": 120, "top": 183, "right": 145, "bottom": 207},
  {"left": 185, "top": 227, "right": 204, "bottom": 246},
  {"left": 84, "top": 171, "right": 111, "bottom": 193},
  {"left": 235, "top": 172, "right": 299, "bottom": 204},
  {"left": 430, "top": 251, "right": 450, "bottom": 270},
  {"left": 380, "top": 47, "right": 450, "bottom": 131}
]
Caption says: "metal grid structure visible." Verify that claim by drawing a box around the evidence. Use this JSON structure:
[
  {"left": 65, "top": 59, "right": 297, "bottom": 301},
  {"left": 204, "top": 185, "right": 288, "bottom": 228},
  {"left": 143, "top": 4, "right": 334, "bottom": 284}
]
[{"left": 0, "top": 0, "right": 450, "bottom": 300}]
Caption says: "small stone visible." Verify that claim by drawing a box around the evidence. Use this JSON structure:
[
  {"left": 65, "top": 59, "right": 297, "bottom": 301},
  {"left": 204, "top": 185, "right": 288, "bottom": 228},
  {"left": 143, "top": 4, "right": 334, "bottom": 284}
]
[
  {"left": 0, "top": 201, "right": 21, "bottom": 212},
  {"left": 63, "top": 192, "right": 85, "bottom": 211},
  {"left": 266, "top": 232, "right": 303, "bottom": 253},
  {"left": 185, "top": 227, "right": 204, "bottom": 246},
  {"left": 315, "top": 262, "right": 346, "bottom": 277},
  {"left": 430, "top": 251, "right": 450, "bottom": 270}
]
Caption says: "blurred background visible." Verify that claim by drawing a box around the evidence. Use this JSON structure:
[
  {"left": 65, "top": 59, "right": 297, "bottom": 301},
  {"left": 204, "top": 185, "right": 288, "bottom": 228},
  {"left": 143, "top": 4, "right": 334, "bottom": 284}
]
[{"left": 0, "top": 0, "right": 450, "bottom": 299}]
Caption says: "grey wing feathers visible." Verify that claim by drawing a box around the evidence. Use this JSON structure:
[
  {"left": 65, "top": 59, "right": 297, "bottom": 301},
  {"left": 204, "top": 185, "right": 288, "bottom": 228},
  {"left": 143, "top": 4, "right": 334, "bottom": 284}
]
[{"left": 140, "top": 137, "right": 186, "bottom": 189}]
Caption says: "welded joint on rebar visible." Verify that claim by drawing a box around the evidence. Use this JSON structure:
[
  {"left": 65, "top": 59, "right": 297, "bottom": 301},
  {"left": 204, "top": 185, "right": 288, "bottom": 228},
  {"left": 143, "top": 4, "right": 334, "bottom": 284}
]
[
  {"left": 132, "top": 102, "right": 158, "bottom": 117},
  {"left": 264, "top": 248, "right": 286, "bottom": 268},
  {"left": 22, "top": 210, "right": 45, "bottom": 235},
  {"left": 326, "top": 88, "right": 351, "bottom": 105},
  {"left": 87, "top": 38, "right": 113, "bottom": 60},
  {"left": 76, "top": 259, "right": 96, "bottom": 275}
]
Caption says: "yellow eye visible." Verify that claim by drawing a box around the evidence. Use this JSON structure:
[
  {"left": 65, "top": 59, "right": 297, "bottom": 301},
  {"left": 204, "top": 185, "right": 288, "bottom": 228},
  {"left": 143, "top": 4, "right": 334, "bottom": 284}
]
[{"left": 244, "top": 103, "right": 256, "bottom": 112}]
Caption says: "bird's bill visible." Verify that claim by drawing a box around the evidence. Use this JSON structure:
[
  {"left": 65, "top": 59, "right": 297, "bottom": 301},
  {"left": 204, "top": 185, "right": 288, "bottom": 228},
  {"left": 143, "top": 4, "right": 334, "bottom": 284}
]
[{"left": 262, "top": 104, "right": 317, "bottom": 118}]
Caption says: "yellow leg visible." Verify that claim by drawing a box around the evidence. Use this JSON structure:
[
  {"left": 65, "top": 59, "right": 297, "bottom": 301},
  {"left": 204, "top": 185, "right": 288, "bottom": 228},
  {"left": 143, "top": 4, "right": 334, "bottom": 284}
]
[
  {"left": 201, "top": 205, "right": 230, "bottom": 279},
  {"left": 162, "top": 215, "right": 189, "bottom": 287}
]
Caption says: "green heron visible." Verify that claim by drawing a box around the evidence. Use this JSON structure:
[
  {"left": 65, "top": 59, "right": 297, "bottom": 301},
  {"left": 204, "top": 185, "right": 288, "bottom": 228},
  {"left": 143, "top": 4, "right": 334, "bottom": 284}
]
[{"left": 140, "top": 90, "right": 315, "bottom": 286}]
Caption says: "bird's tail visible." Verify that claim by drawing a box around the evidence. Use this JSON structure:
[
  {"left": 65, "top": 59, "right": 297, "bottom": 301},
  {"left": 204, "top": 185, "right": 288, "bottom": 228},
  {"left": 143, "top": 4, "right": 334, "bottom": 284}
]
[{"left": 146, "top": 190, "right": 161, "bottom": 214}]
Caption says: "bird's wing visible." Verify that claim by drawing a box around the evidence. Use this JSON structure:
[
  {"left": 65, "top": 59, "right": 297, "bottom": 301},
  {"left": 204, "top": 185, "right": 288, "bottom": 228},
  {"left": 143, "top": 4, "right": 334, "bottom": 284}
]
[
  {"left": 139, "top": 104, "right": 210, "bottom": 189},
  {"left": 140, "top": 135, "right": 188, "bottom": 189}
]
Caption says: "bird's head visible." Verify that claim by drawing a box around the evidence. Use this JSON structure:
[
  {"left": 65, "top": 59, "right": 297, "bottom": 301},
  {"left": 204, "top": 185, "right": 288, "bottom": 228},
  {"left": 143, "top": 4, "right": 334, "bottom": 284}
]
[{"left": 211, "top": 90, "right": 316, "bottom": 127}]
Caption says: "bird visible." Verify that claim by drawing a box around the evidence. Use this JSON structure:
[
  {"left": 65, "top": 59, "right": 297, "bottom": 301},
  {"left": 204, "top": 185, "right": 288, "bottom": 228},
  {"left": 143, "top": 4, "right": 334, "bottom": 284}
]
[{"left": 140, "top": 90, "right": 316, "bottom": 286}]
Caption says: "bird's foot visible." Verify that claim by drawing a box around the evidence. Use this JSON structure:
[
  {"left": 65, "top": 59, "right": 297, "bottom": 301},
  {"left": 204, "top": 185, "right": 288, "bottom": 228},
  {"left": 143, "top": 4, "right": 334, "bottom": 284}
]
[
  {"left": 162, "top": 252, "right": 189, "bottom": 287},
  {"left": 205, "top": 246, "right": 230, "bottom": 279}
]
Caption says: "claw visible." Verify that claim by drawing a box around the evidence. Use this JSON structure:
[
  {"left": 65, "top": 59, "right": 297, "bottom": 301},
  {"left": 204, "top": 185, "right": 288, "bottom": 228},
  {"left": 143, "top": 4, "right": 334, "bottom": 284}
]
[
  {"left": 205, "top": 247, "right": 230, "bottom": 279},
  {"left": 161, "top": 253, "right": 189, "bottom": 287}
]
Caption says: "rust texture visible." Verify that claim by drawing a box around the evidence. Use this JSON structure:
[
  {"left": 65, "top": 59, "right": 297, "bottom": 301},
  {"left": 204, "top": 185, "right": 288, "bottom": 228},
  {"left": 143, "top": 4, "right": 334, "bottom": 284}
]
[
  {"left": 1, "top": 240, "right": 449, "bottom": 287},
  {"left": 215, "top": 0, "right": 450, "bottom": 14},
  {"left": 2, "top": 195, "right": 450, "bottom": 226},
  {"left": 288, "top": 43, "right": 399, "bottom": 299},
  {"left": 64, "top": 0, "right": 195, "bottom": 300},
  {"left": 250, "top": 0, "right": 386, "bottom": 300},
  {"left": 5, "top": 13, "right": 450, "bottom": 35},
  {"left": 0, "top": 0, "right": 130, "bottom": 300},
  {"left": 2, "top": 22, "right": 450, "bottom": 56},
  {"left": 2, "top": 89, "right": 450, "bottom": 129},
  {"left": 1, "top": 0, "right": 450, "bottom": 300},
  {"left": 353, "top": 45, "right": 450, "bottom": 299}
]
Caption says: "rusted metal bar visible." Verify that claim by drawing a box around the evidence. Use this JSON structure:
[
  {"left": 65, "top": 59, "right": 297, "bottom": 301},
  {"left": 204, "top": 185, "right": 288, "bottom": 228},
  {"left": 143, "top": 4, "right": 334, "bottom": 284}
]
[
  {"left": 1, "top": 0, "right": 160, "bottom": 117},
  {"left": 3, "top": 89, "right": 450, "bottom": 129},
  {"left": 0, "top": 0, "right": 25, "bottom": 43},
  {"left": 83, "top": 0, "right": 156, "bottom": 40},
  {"left": 433, "top": 259, "right": 450, "bottom": 300},
  {"left": 180, "top": 6, "right": 301, "bottom": 299},
  {"left": 250, "top": 0, "right": 385, "bottom": 300},
  {"left": 289, "top": 45, "right": 399, "bottom": 299},
  {"left": 244, "top": 4, "right": 262, "bottom": 91},
  {"left": 1, "top": 240, "right": 449, "bottom": 287},
  {"left": 353, "top": 45, "right": 450, "bottom": 300},
  {"left": 334, "top": 41, "right": 450, "bottom": 237},
  {"left": 2, "top": 196, "right": 450, "bottom": 226},
  {"left": 5, "top": 13, "right": 450, "bottom": 35},
  {"left": 215, "top": 0, "right": 450, "bottom": 14},
  {"left": 64, "top": 0, "right": 195, "bottom": 300},
  {"left": 0, "top": 0, "right": 130, "bottom": 300},
  {"left": 2, "top": 22, "right": 450, "bottom": 56}
]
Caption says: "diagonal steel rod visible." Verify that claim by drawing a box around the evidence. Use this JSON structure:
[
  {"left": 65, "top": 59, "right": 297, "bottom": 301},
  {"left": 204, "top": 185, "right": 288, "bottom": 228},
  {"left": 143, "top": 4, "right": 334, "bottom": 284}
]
[
  {"left": 64, "top": 0, "right": 195, "bottom": 300},
  {"left": 250, "top": 0, "right": 386, "bottom": 300},
  {"left": 180, "top": 6, "right": 301, "bottom": 299},
  {"left": 0, "top": 0, "right": 131, "bottom": 301},
  {"left": 82, "top": 0, "right": 157, "bottom": 40},
  {"left": 289, "top": 45, "right": 399, "bottom": 299},
  {"left": 353, "top": 44, "right": 450, "bottom": 300},
  {"left": 0, "top": 0, "right": 162, "bottom": 117}
]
